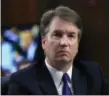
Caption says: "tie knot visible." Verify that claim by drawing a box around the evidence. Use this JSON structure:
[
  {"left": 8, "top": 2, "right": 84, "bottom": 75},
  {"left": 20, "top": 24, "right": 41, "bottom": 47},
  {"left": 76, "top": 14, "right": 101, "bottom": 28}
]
[{"left": 62, "top": 73, "right": 70, "bottom": 82}]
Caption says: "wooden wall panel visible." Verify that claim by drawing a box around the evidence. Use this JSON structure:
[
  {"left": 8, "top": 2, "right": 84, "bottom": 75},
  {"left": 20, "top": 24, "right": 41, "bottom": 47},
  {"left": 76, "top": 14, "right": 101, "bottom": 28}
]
[{"left": 2, "top": 0, "right": 38, "bottom": 26}]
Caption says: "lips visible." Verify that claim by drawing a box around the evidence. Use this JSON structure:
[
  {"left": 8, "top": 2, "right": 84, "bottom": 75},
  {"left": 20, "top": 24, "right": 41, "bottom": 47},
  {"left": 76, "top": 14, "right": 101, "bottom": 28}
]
[
  {"left": 58, "top": 51, "right": 68, "bottom": 53},
  {"left": 57, "top": 51, "right": 69, "bottom": 54}
]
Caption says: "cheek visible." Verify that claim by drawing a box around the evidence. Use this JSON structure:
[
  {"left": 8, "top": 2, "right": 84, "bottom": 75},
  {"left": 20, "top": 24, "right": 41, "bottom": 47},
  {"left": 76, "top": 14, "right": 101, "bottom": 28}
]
[
  {"left": 43, "top": 40, "right": 57, "bottom": 52},
  {"left": 71, "top": 41, "right": 79, "bottom": 52},
  {"left": 47, "top": 41, "right": 59, "bottom": 57},
  {"left": 48, "top": 41, "right": 58, "bottom": 51}
]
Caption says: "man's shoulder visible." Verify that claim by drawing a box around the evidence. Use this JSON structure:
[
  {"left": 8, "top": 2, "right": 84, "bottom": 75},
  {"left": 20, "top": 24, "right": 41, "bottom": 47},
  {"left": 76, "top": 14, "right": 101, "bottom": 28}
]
[
  {"left": 10, "top": 63, "right": 38, "bottom": 83},
  {"left": 75, "top": 60, "right": 102, "bottom": 78},
  {"left": 79, "top": 60, "right": 99, "bottom": 69},
  {"left": 75, "top": 60, "right": 100, "bottom": 69}
]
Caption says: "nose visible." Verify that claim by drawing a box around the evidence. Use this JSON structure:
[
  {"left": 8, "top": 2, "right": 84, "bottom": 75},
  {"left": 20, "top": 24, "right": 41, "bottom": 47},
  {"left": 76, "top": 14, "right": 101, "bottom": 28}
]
[{"left": 59, "top": 35, "right": 69, "bottom": 46}]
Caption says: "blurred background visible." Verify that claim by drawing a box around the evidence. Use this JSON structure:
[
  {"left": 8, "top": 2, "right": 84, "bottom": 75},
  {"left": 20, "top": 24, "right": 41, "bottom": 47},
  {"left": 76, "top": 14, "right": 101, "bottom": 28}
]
[{"left": 1, "top": 0, "right": 109, "bottom": 82}]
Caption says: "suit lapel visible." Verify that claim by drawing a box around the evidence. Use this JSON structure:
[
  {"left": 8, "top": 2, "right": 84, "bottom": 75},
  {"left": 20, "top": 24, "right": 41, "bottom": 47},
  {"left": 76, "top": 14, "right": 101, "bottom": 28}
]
[
  {"left": 35, "top": 62, "right": 58, "bottom": 95},
  {"left": 72, "top": 66, "right": 87, "bottom": 95}
]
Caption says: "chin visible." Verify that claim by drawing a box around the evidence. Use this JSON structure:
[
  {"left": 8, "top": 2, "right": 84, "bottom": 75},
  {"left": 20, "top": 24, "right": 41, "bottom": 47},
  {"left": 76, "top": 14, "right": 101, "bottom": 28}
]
[{"left": 55, "top": 58, "right": 71, "bottom": 64}]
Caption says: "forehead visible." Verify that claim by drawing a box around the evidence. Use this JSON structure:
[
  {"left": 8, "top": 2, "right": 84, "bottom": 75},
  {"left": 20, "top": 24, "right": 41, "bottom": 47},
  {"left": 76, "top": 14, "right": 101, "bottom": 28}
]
[{"left": 48, "top": 16, "right": 80, "bottom": 33}]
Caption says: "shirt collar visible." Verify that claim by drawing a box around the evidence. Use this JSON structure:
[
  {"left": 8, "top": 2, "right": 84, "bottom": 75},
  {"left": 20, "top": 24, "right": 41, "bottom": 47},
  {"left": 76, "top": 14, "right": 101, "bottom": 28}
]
[{"left": 45, "top": 59, "right": 73, "bottom": 88}]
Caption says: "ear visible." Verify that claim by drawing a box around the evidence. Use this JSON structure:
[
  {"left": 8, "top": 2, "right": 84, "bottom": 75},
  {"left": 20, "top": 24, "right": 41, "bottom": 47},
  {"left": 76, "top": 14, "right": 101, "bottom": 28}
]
[{"left": 41, "top": 36, "right": 46, "bottom": 50}]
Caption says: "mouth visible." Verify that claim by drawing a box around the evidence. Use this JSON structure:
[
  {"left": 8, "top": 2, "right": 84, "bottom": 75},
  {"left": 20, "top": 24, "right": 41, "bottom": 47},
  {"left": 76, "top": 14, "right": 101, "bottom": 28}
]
[{"left": 57, "top": 51, "right": 69, "bottom": 55}]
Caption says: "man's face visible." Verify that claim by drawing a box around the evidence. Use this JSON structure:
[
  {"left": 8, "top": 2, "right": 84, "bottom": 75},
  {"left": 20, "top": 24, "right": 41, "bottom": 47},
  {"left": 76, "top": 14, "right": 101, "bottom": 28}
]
[{"left": 42, "top": 16, "right": 80, "bottom": 64}]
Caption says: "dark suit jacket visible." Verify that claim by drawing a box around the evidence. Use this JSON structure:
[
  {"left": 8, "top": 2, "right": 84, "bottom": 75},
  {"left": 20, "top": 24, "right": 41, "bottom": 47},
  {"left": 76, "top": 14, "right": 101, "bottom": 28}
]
[
  {"left": 1, "top": 76, "right": 10, "bottom": 95},
  {"left": 7, "top": 60, "right": 109, "bottom": 95}
]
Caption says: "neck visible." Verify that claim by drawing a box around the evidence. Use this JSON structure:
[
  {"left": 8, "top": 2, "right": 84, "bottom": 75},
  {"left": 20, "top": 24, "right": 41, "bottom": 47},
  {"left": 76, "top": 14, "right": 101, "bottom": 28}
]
[{"left": 46, "top": 57, "right": 73, "bottom": 73}]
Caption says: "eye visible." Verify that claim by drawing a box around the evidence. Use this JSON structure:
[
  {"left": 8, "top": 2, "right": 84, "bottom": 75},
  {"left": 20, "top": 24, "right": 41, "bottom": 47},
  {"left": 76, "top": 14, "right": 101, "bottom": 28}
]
[
  {"left": 68, "top": 33, "right": 76, "bottom": 38},
  {"left": 53, "top": 31, "right": 63, "bottom": 38},
  {"left": 55, "top": 33, "right": 62, "bottom": 37}
]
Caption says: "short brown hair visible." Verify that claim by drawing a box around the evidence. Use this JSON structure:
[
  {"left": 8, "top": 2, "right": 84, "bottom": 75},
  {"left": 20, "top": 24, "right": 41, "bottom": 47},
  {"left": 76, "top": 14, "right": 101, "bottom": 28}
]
[{"left": 40, "top": 6, "right": 83, "bottom": 39}]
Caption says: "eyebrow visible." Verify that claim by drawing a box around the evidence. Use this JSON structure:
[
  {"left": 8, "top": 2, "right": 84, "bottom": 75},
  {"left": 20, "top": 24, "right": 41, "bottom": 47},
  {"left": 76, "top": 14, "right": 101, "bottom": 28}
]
[{"left": 53, "top": 29, "right": 76, "bottom": 34}]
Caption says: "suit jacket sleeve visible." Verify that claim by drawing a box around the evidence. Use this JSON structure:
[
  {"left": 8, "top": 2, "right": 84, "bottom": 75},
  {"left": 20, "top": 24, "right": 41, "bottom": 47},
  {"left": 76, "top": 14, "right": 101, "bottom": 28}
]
[
  {"left": 8, "top": 76, "right": 31, "bottom": 95},
  {"left": 8, "top": 82, "right": 28, "bottom": 95},
  {"left": 98, "top": 65, "right": 109, "bottom": 95},
  {"left": 1, "top": 76, "right": 10, "bottom": 95}
]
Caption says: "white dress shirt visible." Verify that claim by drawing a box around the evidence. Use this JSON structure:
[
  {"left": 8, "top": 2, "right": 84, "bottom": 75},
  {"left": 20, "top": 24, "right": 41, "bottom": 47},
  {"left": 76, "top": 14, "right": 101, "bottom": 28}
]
[{"left": 45, "top": 59, "right": 74, "bottom": 95}]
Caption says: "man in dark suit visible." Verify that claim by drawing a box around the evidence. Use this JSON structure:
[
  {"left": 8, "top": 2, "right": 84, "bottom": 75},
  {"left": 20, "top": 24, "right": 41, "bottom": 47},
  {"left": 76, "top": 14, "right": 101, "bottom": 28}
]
[{"left": 8, "top": 6, "right": 108, "bottom": 95}]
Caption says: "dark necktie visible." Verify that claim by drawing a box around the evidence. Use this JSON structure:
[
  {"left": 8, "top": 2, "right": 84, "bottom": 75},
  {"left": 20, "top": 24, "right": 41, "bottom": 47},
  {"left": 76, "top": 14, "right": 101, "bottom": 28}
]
[{"left": 62, "top": 73, "right": 72, "bottom": 95}]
